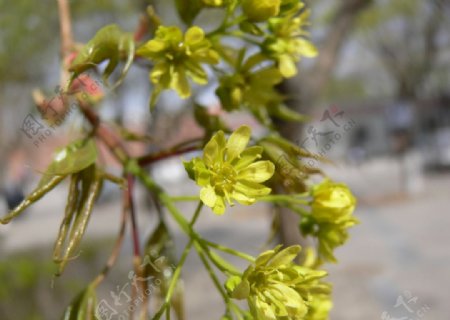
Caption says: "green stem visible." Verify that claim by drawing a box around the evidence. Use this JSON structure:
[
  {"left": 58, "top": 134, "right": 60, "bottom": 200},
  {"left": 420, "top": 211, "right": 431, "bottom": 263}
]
[
  {"left": 204, "top": 240, "right": 255, "bottom": 263},
  {"left": 129, "top": 160, "right": 255, "bottom": 265},
  {"left": 194, "top": 242, "right": 229, "bottom": 302},
  {"left": 152, "top": 202, "right": 203, "bottom": 320},
  {"left": 169, "top": 195, "right": 200, "bottom": 202},
  {"left": 258, "top": 194, "right": 309, "bottom": 205}
]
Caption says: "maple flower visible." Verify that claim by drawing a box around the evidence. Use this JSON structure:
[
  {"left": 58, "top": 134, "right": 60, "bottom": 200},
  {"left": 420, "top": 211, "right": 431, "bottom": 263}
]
[
  {"left": 242, "top": 0, "right": 282, "bottom": 22},
  {"left": 137, "top": 25, "right": 219, "bottom": 106},
  {"left": 226, "top": 245, "right": 331, "bottom": 320},
  {"left": 263, "top": 4, "right": 317, "bottom": 77},
  {"left": 302, "top": 179, "right": 358, "bottom": 263},
  {"left": 185, "top": 125, "right": 274, "bottom": 214}
]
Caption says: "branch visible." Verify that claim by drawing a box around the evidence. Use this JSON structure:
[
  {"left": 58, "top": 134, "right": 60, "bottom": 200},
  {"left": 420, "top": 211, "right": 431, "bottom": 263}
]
[
  {"left": 57, "top": 0, "right": 74, "bottom": 85},
  {"left": 138, "top": 145, "right": 200, "bottom": 166}
]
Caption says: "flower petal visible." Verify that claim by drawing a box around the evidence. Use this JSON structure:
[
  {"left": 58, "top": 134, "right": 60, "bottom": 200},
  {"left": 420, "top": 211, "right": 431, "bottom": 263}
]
[
  {"left": 231, "top": 191, "right": 255, "bottom": 205},
  {"left": 226, "top": 125, "right": 251, "bottom": 161},
  {"left": 267, "top": 245, "right": 301, "bottom": 268},
  {"left": 171, "top": 65, "right": 191, "bottom": 98},
  {"left": 203, "top": 131, "right": 225, "bottom": 166},
  {"left": 232, "top": 146, "right": 263, "bottom": 171},
  {"left": 185, "top": 26, "right": 205, "bottom": 46},
  {"left": 136, "top": 39, "right": 166, "bottom": 57},
  {"left": 185, "top": 60, "right": 208, "bottom": 84},
  {"left": 237, "top": 160, "right": 275, "bottom": 183},
  {"left": 279, "top": 54, "right": 297, "bottom": 78},
  {"left": 213, "top": 196, "right": 226, "bottom": 215},
  {"left": 234, "top": 180, "right": 271, "bottom": 197},
  {"left": 200, "top": 186, "right": 217, "bottom": 208}
]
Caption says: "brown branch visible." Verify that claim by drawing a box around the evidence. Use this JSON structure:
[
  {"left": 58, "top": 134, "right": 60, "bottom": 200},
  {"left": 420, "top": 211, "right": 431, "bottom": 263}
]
[
  {"left": 138, "top": 145, "right": 200, "bottom": 166},
  {"left": 77, "top": 100, "right": 129, "bottom": 163},
  {"left": 57, "top": 0, "right": 74, "bottom": 86}
]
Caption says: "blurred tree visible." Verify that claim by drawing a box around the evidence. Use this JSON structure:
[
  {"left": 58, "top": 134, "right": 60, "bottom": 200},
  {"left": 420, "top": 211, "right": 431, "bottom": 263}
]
[
  {"left": 358, "top": 0, "right": 450, "bottom": 100},
  {"left": 275, "top": 0, "right": 374, "bottom": 247}
]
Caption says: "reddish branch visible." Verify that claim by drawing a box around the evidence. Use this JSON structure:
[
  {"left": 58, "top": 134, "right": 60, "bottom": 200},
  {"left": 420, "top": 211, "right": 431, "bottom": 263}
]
[{"left": 138, "top": 145, "right": 200, "bottom": 166}]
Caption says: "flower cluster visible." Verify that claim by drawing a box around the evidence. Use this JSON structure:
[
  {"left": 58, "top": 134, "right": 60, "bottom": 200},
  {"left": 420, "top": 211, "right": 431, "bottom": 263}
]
[
  {"left": 216, "top": 63, "right": 283, "bottom": 115},
  {"left": 301, "top": 179, "right": 358, "bottom": 263},
  {"left": 185, "top": 126, "right": 275, "bottom": 214},
  {"left": 226, "top": 245, "right": 331, "bottom": 320},
  {"left": 263, "top": 3, "right": 317, "bottom": 77},
  {"left": 137, "top": 26, "right": 219, "bottom": 106}
]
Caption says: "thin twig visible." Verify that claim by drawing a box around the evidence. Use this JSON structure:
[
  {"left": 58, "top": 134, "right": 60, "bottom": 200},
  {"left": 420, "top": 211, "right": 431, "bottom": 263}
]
[
  {"left": 57, "top": 0, "right": 74, "bottom": 86},
  {"left": 138, "top": 145, "right": 200, "bottom": 166},
  {"left": 92, "top": 185, "right": 129, "bottom": 288}
]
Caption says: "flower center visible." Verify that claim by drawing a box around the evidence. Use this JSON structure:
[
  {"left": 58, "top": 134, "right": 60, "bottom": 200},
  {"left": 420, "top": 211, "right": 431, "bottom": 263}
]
[{"left": 211, "top": 163, "right": 237, "bottom": 196}]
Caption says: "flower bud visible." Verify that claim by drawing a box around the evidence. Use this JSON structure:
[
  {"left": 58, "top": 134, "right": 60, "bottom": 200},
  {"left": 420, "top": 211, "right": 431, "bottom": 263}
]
[
  {"left": 311, "top": 179, "right": 356, "bottom": 223},
  {"left": 242, "top": 0, "right": 281, "bottom": 22}
]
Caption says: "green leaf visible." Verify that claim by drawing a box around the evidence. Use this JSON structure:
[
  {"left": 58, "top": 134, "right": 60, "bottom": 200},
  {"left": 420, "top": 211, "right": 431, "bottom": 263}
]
[
  {"left": 61, "top": 285, "right": 98, "bottom": 320},
  {"left": 242, "top": 53, "right": 268, "bottom": 72},
  {"left": 55, "top": 165, "right": 102, "bottom": 275},
  {"left": 268, "top": 103, "right": 309, "bottom": 122},
  {"left": 1, "top": 138, "right": 96, "bottom": 224},
  {"left": 239, "top": 21, "right": 264, "bottom": 36},
  {"left": 69, "top": 24, "right": 135, "bottom": 90},
  {"left": 183, "top": 160, "right": 196, "bottom": 181},
  {"left": 175, "top": 0, "right": 203, "bottom": 25},
  {"left": 39, "top": 139, "right": 97, "bottom": 187},
  {"left": 0, "top": 175, "right": 65, "bottom": 224}
]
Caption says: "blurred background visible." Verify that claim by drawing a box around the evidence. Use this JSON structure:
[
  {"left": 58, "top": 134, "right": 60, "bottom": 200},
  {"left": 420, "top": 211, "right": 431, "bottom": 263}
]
[{"left": 0, "top": 0, "right": 449, "bottom": 319}]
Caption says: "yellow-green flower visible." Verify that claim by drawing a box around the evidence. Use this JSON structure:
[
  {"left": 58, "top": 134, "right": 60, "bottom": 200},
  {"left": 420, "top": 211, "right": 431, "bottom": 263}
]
[
  {"left": 226, "top": 245, "right": 330, "bottom": 320},
  {"left": 216, "top": 65, "right": 283, "bottom": 112},
  {"left": 311, "top": 179, "right": 356, "bottom": 223},
  {"left": 185, "top": 125, "right": 275, "bottom": 214},
  {"left": 137, "top": 25, "right": 219, "bottom": 106},
  {"left": 304, "top": 293, "right": 333, "bottom": 320},
  {"left": 301, "top": 179, "right": 358, "bottom": 263},
  {"left": 242, "top": 0, "right": 281, "bottom": 22},
  {"left": 263, "top": 6, "right": 317, "bottom": 77},
  {"left": 202, "top": 0, "right": 226, "bottom": 6}
]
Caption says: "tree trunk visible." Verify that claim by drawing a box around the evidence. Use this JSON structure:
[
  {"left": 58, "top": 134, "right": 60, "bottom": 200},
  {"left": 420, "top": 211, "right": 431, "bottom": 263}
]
[{"left": 276, "top": 0, "right": 373, "bottom": 247}]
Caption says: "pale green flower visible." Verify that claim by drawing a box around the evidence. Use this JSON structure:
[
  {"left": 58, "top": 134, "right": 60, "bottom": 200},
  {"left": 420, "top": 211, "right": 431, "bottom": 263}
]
[
  {"left": 185, "top": 125, "right": 275, "bottom": 214},
  {"left": 301, "top": 179, "right": 358, "bottom": 263},
  {"left": 264, "top": 6, "right": 317, "bottom": 77},
  {"left": 216, "top": 65, "right": 283, "bottom": 112},
  {"left": 137, "top": 25, "right": 219, "bottom": 106},
  {"left": 311, "top": 179, "right": 356, "bottom": 223},
  {"left": 304, "top": 293, "right": 333, "bottom": 320},
  {"left": 242, "top": 0, "right": 281, "bottom": 22},
  {"left": 226, "top": 245, "right": 330, "bottom": 320}
]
